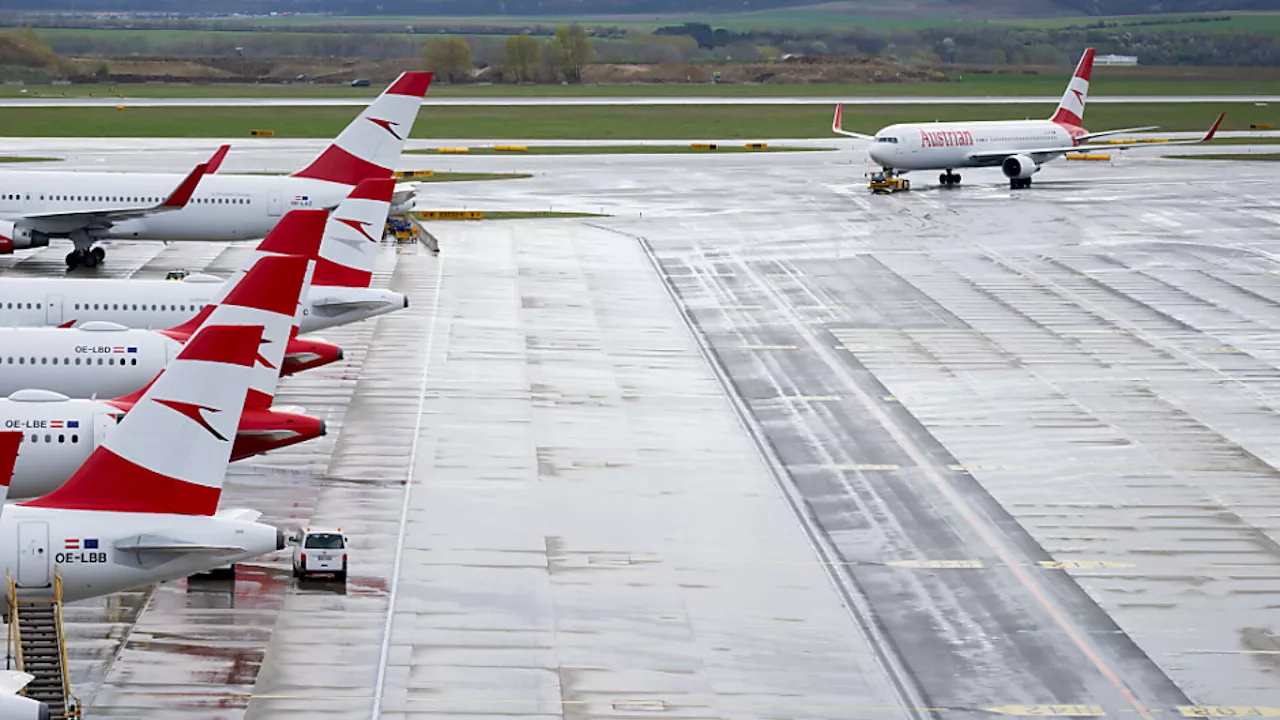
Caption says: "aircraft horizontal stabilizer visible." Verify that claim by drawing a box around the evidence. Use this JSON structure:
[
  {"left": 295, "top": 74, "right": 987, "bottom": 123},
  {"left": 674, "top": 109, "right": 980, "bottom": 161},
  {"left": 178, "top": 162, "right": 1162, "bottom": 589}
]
[
  {"left": 114, "top": 534, "right": 247, "bottom": 554},
  {"left": 215, "top": 508, "right": 264, "bottom": 523}
]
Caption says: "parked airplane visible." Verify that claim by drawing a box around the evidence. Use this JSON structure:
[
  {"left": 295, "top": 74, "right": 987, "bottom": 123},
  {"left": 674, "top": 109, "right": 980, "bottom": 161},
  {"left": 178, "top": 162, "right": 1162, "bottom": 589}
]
[
  {"left": 5, "top": 322, "right": 287, "bottom": 603},
  {"left": 0, "top": 179, "right": 401, "bottom": 334},
  {"left": 0, "top": 71, "right": 431, "bottom": 268},
  {"left": 832, "top": 48, "right": 1224, "bottom": 189},
  {"left": 1, "top": 253, "right": 327, "bottom": 499},
  {"left": 0, "top": 437, "right": 51, "bottom": 719},
  {"left": 0, "top": 214, "right": 338, "bottom": 400}
]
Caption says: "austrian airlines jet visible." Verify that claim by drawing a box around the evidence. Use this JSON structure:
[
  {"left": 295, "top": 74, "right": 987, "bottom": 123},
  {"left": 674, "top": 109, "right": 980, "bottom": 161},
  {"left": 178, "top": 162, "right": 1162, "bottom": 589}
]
[
  {"left": 832, "top": 48, "right": 1223, "bottom": 189},
  {"left": 0, "top": 253, "right": 328, "bottom": 500},
  {"left": 4, "top": 323, "right": 287, "bottom": 603},
  {"left": 0, "top": 213, "right": 340, "bottom": 399},
  {"left": 0, "top": 71, "right": 431, "bottom": 269},
  {"left": 0, "top": 179, "right": 401, "bottom": 334}
]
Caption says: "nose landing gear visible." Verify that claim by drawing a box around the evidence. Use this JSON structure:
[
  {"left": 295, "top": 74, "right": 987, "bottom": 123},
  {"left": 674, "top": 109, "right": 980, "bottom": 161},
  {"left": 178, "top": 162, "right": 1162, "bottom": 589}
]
[{"left": 939, "top": 171, "right": 962, "bottom": 187}]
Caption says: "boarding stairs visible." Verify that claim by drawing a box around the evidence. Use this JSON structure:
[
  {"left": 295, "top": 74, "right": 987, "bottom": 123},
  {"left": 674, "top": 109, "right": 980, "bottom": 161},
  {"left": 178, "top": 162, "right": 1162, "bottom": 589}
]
[{"left": 7, "top": 572, "right": 80, "bottom": 719}]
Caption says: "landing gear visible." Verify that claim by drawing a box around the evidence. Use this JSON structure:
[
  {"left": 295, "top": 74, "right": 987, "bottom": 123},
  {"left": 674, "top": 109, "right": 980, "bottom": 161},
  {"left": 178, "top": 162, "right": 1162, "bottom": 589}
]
[
  {"left": 1009, "top": 177, "right": 1033, "bottom": 190},
  {"left": 64, "top": 230, "right": 105, "bottom": 270},
  {"left": 939, "top": 171, "right": 962, "bottom": 187}
]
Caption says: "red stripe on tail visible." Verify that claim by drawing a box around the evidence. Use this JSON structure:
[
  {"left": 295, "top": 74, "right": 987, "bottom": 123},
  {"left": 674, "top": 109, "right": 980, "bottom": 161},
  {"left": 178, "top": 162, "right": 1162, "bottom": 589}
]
[
  {"left": 349, "top": 177, "right": 396, "bottom": 202},
  {"left": 387, "top": 71, "right": 433, "bottom": 98},
  {"left": 0, "top": 431, "right": 20, "bottom": 488},
  {"left": 1074, "top": 48, "right": 1095, "bottom": 82},
  {"left": 256, "top": 208, "right": 329, "bottom": 259},
  {"left": 179, "top": 324, "right": 262, "bottom": 367},
  {"left": 312, "top": 256, "right": 373, "bottom": 288},
  {"left": 292, "top": 145, "right": 392, "bottom": 187},
  {"left": 220, "top": 254, "right": 310, "bottom": 318},
  {"left": 24, "top": 447, "right": 222, "bottom": 515}
]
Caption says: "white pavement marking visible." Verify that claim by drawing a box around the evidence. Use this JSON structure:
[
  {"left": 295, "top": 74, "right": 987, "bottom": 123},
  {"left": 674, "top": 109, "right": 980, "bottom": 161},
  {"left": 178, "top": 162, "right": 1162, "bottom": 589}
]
[{"left": 370, "top": 254, "right": 445, "bottom": 720}]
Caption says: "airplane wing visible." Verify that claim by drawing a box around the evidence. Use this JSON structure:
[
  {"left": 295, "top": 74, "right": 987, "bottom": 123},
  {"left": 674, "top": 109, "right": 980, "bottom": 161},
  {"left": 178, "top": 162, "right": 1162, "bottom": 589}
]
[
  {"left": 1077, "top": 125, "right": 1159, "bottom": 142},
  {"left": 967, "top": 113, "right": 1224, "bottom": 165},
  {"left": 18, "top": 162, "right": 207, "bottom": 231},
  {"left": 832, "top": 103, "right": 876, "bottom": 140},
  {"left": 205, "top": 144, "right": 230, "bottom": 173},
  {"left": 0, "top": 671, "right": 33, "bottom": 695}
]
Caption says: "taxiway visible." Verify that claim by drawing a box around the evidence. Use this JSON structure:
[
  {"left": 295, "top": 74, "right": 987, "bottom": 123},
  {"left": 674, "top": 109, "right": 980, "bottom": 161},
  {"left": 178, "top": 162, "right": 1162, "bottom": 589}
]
[{"left": 3, "top": 141, "right": 1279, "bottom": 718}]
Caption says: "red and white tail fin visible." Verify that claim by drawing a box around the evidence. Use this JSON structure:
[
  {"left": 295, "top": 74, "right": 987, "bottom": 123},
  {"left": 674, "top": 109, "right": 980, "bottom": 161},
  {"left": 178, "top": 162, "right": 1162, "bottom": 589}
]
[
  {"left": 26, "top": 324, "right": 263, "bottom": 515},
  {"left": 0, "top": 430, "right": 19, "bottom": 508},
  {"left": 1051, "top": 48, "right": 1094, "bottom": 128},
  {"left": 314, "top": 178, "right": 395, "bottom": 288},
  {"left": 292, "top": 72, "right": 432, "bottom": 186}
]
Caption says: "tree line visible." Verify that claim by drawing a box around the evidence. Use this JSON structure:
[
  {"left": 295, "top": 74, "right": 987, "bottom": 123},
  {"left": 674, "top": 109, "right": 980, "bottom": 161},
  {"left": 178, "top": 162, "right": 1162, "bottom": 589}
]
[{"left": 422, "top": 24, "right": 595, "bottom": 83}]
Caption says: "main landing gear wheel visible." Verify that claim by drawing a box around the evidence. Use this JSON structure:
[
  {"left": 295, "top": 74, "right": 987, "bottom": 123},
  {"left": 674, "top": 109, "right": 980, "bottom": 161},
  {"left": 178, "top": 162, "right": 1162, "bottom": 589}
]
[
  {"left": 64, "top": 247, "right": 105, "bottom": 270},
  {"left": 939, "top": 171, "right": 962, "bottom": 186},
  {"left": 1009, "top": 178, "right": 1032, "bottom": 190}
]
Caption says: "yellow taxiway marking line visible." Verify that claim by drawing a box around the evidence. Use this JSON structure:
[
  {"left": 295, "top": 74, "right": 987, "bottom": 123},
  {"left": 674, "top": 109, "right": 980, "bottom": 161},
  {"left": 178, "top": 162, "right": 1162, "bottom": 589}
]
[{"left": 985, "top": 705, "right": 1106, "bottom": 717}]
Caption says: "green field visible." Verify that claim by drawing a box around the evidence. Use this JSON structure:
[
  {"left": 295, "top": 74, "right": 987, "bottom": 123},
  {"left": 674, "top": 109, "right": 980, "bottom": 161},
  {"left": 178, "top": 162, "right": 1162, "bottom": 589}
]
[
  {"left": 99, "top": 4, "right": 1280, "bottom": 34},
  {"left": 0, "top": 102, "right": 1265, "bottom": 139},
  {"left": 0, "top": 156, "right": 58, "bottom": 162},
  {"left": 1169, "top": 153, "right": 1280, "bottom": 161},
  {"left": 415, "top": 171, "right": 532, "bottom": 182},
  {"left": 4, "top": 72, "right": 1280, "bottom": 100},
  {"left": 996, "top": 11, "right": 1280, "bottom": 34},
  {"left": 405, "top": 144, "right": 828, "bottom": 155}
]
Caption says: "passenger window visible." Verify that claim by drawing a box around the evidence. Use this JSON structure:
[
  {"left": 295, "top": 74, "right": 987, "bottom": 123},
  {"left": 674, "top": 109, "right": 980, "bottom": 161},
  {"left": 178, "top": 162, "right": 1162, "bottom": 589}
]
[
  {"left": 57, "top": 435, "right": 64, "bottom": 443},
  {"left": 43, "top": 434, "right": 50, "bottom": 443},
  {"left": 71, "top": 435, "right": 78, "bottom": 444},
  {"left": 29, "top": 434, "right": 36, "bottom": 443}
]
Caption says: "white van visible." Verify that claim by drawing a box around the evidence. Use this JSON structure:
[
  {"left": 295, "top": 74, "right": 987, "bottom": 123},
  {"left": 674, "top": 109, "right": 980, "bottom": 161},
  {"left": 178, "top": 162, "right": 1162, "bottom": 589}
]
[{"left": 290, "top": 527, "right": 348, "bottom": 581}]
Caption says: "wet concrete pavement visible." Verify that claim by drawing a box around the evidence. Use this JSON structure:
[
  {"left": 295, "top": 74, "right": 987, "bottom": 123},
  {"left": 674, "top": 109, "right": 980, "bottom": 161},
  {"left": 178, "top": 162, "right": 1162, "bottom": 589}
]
[{"left": 3, "top": 142, "right": 1280, "bottom": 717}]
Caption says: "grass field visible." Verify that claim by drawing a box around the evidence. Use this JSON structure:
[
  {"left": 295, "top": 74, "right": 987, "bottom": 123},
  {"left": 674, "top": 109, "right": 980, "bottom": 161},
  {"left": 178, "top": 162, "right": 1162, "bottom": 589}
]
[
  {"left": 5, "top": 74, "right": 1280, "bottom": 100},
  {"left": 997, "top": 11, "right": 1280, "bottom": 34},
  {"left": 405, "top": 144, "right": 827, "bottom": 155},
  {"left": 0, "top": 156, "right": 59, "bottom": 162},
  {"left": 110, "top": 4, "right": 1280, "bottom": 34},
  {"left": 0, "top": 103, "right": 1262, "bottom": 139},
  {"left": 416, "top": 171, "right": 532, "bottom": 182},
  {"left": 1169, "top": 153, "right": 1280, "bottom": 161}
]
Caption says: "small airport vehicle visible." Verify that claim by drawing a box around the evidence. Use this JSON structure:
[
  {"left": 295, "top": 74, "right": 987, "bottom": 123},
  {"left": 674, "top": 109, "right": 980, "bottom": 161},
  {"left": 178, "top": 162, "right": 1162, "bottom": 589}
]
[
  {"left": 386, "top": 215, "right": 418, "bottom": 242},
  {"left": 869, "top": 170, "right": 909, "bottom": 194},
  {"left": 164, "top": 269, "right": 189, "bottom": 280},
  {"left": 350, "top": 78, "right": 371, "bottom": 87},
  {"left": 291, "top": 527, "right": 348, "bottom": 581}
]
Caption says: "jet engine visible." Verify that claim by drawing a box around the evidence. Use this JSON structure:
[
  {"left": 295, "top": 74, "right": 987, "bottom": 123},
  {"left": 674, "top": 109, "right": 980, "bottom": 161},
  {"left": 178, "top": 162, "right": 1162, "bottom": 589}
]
[
  {"left": 1001, "top": 155, "right": 1040, "bottom": 180},
  {"left": 0, "top": 220, "right": 49, "bottom": 254}
]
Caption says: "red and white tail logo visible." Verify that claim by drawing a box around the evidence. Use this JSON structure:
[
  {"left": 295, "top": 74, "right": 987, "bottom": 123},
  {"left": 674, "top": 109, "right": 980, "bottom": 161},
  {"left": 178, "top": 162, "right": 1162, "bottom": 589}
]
[
  {"left": 0, "top": 430, "right": 19, "bottom": 505},
  {"left": 292, "top": 72, "right": 432, "bottom": 187},
  {"left": 314, "top": 178, "right": 395, "bottom": 288},
  {"left": 1051, "top": 48, "right": 1094, "bottom": 129},
  {"left": 26, "top": 324, "right": 263, "bottom": 515}
]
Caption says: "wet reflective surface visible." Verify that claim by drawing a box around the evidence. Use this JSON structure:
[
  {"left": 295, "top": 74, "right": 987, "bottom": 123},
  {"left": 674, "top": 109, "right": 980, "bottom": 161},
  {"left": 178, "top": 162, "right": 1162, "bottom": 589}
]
[{"left": 3, "top": 142, "right": 1280, "bottom": 717}]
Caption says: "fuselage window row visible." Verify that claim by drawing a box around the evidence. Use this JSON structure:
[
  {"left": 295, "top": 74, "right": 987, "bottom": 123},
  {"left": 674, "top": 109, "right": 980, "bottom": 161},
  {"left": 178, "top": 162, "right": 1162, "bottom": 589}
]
[
  {"left": 4, "top": 356, "right": 139, "bottom": 366},
  {"left": 24, "top": 433, "right": 79, "bottom": 444}
]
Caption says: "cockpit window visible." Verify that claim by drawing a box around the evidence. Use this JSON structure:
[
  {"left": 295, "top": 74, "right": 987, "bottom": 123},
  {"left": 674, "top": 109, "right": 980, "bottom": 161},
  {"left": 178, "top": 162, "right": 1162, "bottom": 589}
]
[{"left": 876, "top": 137, "right": 899, "bottom": 144}]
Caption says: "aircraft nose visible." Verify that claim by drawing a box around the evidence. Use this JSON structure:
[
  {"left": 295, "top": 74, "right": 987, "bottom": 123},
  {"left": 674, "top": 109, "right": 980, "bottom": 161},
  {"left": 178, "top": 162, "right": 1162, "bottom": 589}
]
[{"left": 868, "top": 144, "right": 886, "bottom": 166}]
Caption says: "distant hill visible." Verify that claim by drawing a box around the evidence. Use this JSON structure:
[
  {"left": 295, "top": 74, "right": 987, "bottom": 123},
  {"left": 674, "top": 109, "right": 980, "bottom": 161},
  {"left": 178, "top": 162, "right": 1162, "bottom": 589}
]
[{"left": 5, "top": 0, "right": 1280, "bottom": 15}]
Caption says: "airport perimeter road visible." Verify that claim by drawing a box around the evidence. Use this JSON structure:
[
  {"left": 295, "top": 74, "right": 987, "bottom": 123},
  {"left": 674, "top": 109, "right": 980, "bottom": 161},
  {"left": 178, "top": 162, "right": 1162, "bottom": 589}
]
[
  {"left": 0, "top": 95, "right": 1274, "bottom": 108},
  {"left": 3, "top": 142, "right": 1280, "bottom": 717}
]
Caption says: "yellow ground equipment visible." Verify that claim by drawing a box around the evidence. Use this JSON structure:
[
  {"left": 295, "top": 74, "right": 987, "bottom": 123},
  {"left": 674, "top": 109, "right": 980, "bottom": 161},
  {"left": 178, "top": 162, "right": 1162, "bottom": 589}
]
[
  {"left": 164, "top": 269, "right": 190, "bottom": 280},
  {"left": 393, "top": 170, "right": 435, "bottom": 180},
  {"left": 437, "top": 147, "right": 469, "bottom": 154},
  {"left": 869, "top": 170, "right": 909, "bottom": 194},
  {"left": 1066, "top": 153, "right": 1111, "bottom": 161},
  {"left": 690, "top": 143, "right": 719, "bottom": 150},
  {"left": 494, "top": 145, "right": 528, "bottom": 152},
  {"left": 251, "top": 129, "right": 275, "bottom": 137}
]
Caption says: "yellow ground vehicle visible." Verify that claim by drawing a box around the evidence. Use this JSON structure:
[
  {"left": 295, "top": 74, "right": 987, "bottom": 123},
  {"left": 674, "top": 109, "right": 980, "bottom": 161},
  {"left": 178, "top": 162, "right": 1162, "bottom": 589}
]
[
  {"left": 164, "top": 269, "right": 189, "bottom": 280},
  {"left": 869, "top": 170, "right": 910, "bottom": 194}
]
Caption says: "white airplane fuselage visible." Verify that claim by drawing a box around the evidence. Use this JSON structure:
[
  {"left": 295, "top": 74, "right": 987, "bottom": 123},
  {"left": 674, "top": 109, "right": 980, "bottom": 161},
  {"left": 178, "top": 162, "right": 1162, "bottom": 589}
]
[
  {"left": 0, "top": 326, "right": 173, "bottom": 399},
  {"left": 0, "top": 172, "right": 353, "bottom": 241},
  {"left": 0, "top": 275, "right": 406, "bottom": 334},
  {"left": 0, "top": 394, "right": 110, "bottom": 499},
  {"left": 2, "top": 506, "right": 281, "bottom": 602},
  {"left": 868, "top": 120, "right": 1077, "bottom": 171}
]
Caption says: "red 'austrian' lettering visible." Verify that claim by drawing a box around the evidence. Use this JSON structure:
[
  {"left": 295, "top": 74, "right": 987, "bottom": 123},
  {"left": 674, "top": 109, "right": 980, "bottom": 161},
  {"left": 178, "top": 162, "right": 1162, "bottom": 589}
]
[{"left": 920, "top": 130, "right": 973, "bottom": 148}]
